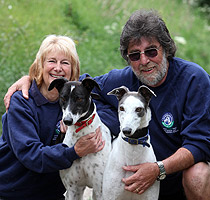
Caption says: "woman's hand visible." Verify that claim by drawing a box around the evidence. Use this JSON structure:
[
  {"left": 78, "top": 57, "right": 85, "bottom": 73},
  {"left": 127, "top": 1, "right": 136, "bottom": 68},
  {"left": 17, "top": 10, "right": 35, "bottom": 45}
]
[
  {"left": 60, "top": 120, "right": 67, "bottom": 133},
  {"left": 74, "top": 127, "right": 105, "bottom": 157},
  {"left": 4, "top": 75, "right": 31, "bottom": 111}
]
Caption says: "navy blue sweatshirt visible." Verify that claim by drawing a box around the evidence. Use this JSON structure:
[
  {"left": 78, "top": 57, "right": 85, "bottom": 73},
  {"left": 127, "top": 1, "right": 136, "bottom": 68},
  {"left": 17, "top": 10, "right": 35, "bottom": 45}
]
[
  {"left": 80, "top": 57, "right": 210, "bottom": 196},
  {"left": 0, "top": 81, "right": 79, "bottom": 200}
]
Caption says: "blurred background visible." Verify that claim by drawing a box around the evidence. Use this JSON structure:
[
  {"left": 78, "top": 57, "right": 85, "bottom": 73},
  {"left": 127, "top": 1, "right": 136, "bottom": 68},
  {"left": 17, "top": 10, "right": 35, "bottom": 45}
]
[{"left": 0, "top": 0, "right": 210, "bottom": 134}]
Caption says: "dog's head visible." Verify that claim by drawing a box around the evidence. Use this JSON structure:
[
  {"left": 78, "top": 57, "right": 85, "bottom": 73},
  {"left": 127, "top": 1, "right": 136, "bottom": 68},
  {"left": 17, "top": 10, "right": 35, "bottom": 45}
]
[
  {"left": 48, "top": 77, "right": 100, "bottom": 126},
  {"left": 108, "top": 85, "right": 156, "bottom": 137}
]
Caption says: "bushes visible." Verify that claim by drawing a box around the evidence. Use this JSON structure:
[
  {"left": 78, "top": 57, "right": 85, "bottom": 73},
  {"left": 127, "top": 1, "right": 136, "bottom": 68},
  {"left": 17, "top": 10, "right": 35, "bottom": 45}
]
[
  {"left": 196, "top": 0, "right": 210, "bottom": 7},
  {"left": 186, "top": 0, "right": 210, "bottom": 22}
]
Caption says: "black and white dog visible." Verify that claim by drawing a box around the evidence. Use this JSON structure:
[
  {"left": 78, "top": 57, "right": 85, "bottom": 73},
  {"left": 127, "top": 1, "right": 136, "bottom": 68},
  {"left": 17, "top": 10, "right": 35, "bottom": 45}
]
[
  {"left": 49, "top": 77, "right": 111, "bottom": 200},
  {"left": 103, "top": 85, "right": 159, "bottom": 200}
]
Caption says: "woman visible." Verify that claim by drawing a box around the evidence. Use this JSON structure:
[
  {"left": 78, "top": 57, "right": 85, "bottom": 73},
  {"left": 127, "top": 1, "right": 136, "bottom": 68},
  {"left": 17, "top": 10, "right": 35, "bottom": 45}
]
[{"left": 0, "top": 35, "right": 103, "bottom": 200}]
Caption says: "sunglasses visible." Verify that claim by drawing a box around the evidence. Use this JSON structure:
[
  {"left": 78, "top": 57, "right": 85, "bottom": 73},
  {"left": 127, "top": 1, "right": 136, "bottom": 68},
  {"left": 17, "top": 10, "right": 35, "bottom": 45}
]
[{"left": 127, "top": 46, "right": 161, "bottom": 61}]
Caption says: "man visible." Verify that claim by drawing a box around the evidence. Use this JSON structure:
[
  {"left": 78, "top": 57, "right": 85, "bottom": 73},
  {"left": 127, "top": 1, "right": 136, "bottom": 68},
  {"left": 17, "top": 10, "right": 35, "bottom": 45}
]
[{"left": 4, "top": 10, "right": 210, "bottom": 200}]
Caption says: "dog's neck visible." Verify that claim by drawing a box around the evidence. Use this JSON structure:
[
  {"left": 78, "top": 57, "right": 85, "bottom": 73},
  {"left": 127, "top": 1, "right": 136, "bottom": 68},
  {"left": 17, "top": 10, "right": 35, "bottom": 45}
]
[
  {"left": 73, "top": 100, "right": 98, "bottom": 134},
  {"left": 129, "top": 127, "right": 148, "bottom": 139},
  {"left": 139, "top": 107, "right": 151, "bottom": 129},
  {"left": 121, "top": 126, "right": 150, "bottom": 147},
  {"left": 78, "top": 99, "right": 95, "bottom": 122}
]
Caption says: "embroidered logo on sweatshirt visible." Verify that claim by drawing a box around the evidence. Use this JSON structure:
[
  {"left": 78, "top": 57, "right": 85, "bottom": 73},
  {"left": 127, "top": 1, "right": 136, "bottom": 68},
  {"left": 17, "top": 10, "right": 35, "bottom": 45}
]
[{"left": 161, "top": 112, "right": 174, "bottom": 128}]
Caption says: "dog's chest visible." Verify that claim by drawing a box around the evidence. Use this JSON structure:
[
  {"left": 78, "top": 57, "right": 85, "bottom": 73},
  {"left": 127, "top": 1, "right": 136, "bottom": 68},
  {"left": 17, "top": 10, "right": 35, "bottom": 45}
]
[
  {"left": 104, "top": 136, "right": 158, "bottom": 200},
  {"left": 63, "top": 123, "right": 95, "bottom": 146},
  {"left": 117, "top": 135, "right": 156, "bottom": 164},
  {"left": 63, "top": 129, "right": 86, "bottom": 146},
  {"left": 60, "top": 146, "right": 108, "bottom": 188}
]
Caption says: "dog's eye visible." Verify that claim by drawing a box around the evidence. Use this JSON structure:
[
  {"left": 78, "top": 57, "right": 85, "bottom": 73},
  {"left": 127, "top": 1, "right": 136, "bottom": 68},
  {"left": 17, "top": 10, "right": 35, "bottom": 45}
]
[
  {"left": 136, "top": 107, "right": 143, "bottom": 113},
  {"left": 77, "top": 97, "right": 83, "bottom": 102},
  {"left": 119, "top": 106, "right": 125, "bottom": 111}
]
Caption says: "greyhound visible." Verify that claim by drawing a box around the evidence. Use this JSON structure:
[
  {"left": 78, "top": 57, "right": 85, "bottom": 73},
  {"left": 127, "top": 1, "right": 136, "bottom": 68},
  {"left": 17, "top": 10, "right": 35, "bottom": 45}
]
[
  {"left": 103, "top": 85, "right": 159, "bottom": 200},
  {"left": 49, "top": 77, "right": 111, "bottom": 200}
]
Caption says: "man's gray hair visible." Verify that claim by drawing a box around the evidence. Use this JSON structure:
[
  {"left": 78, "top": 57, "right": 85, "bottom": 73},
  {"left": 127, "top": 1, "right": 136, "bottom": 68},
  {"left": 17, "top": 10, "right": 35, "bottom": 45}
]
[{"left": 120, "top": 9, "right": 176, "bottom": 62}]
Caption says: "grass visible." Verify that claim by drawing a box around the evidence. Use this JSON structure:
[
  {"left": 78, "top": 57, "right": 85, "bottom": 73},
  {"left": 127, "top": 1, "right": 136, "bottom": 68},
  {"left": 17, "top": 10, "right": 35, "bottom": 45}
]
[{"left": 0, "top": 0, "right": 210, "bottom": 134}]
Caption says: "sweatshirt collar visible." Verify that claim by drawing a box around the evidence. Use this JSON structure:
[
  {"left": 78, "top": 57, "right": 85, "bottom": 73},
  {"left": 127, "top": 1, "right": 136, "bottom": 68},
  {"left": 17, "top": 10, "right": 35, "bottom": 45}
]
[{"left": 31, "top": 80, "right": 54, "bottom": 106}]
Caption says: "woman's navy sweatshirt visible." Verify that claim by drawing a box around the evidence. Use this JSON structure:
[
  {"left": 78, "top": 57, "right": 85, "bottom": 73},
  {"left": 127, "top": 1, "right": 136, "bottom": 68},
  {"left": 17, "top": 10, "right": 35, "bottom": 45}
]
[{"left": 0, "top": 81, "right": 79, "bottom": 200}]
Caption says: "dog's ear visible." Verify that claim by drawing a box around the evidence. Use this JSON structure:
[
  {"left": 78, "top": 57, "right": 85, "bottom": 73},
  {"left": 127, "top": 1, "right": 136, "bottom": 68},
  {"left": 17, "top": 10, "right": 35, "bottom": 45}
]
[
  {"left": 90, "top": 92, "right": 100, "bottom": 100},
  {"left": 138, "top": 85, "right": 156, "bottom": 104},
  {"left": 82, "top": 77, "right": 101, "bottom": 93},
  {"left": 107, "top": 86, "right": 129, "bottom": 101},
  {"left": 48, "top": 78, "right": 68, "bottom": 92}
]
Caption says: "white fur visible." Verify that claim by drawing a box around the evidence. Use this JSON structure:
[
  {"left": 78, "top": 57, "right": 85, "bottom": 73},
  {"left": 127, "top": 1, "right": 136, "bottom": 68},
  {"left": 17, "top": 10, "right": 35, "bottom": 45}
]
[{"left": 103, "top": 95, "right": 159, "bottom": 200}]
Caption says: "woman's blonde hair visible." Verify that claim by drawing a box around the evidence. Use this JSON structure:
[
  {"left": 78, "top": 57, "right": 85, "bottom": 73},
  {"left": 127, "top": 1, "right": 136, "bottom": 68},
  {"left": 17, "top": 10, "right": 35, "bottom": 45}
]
[{"left": 29, "top": 35, "right": 80, "bottom": 87}]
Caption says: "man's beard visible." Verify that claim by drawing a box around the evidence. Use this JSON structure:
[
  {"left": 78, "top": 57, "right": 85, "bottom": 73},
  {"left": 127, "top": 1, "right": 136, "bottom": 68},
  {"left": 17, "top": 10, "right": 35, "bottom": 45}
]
[{"left": 133, "top": 53, "right": 168, "bottom": 86}]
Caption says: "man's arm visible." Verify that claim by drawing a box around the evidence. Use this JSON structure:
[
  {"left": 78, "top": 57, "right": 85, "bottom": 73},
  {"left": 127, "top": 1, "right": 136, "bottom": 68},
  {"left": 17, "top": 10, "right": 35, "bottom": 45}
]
[
  {"left": 4, "top": 75, "right": 31, "bottom": 111},
  {"left": 122, "top": 147, "right": 194, "bottom": 194},
  {"left": 163, "top": 147, "right": 194, "bottom": 174}
]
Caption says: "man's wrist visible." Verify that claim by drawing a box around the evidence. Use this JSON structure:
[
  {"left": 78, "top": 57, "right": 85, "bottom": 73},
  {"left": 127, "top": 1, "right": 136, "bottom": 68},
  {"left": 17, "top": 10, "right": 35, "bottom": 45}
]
[{"left": 155, "top": 161, "right": 166, "bottom": 181}]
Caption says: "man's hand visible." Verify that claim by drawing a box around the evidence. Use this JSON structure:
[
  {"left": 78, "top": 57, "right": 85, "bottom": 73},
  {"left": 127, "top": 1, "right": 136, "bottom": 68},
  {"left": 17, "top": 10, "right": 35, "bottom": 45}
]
[
  {"left": 74, "top": 127, "right": 105, "bottom": 157},
  {"left": 122, "top": 162, "right": 159, "bottom": 194},
  {"left": 4, "top": 75, "right": 31, "bottom": 112}
]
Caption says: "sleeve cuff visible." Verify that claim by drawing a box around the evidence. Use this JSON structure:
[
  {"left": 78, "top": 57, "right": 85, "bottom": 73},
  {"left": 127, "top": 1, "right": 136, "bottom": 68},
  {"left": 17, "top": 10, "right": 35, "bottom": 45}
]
[
  {"left": 65, "top": 145, "right": 81, "bottom": 162},
  {"left": 183, "top": 144, "right": 206, "bottom": 163}
]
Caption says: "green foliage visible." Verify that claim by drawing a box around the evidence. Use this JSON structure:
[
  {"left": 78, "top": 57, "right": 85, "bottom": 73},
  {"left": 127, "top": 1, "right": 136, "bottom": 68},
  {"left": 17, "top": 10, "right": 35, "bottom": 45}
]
[
  {"left": 196, "top": 0, "right": 210, "bottom": 7},
  {"left": 194, "top": 0, "right": 210, "bottom": 22},
  {"left": 0, "top": 0, "right": 210, "bottom": 134}
]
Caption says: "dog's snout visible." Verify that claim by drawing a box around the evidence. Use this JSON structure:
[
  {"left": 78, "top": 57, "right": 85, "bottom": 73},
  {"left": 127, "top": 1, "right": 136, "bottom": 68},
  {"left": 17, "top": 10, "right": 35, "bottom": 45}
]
[
  {"left": 122, "top": 127, "right": 132, "bottom": 136},
  {"left": 63, "top": 117, "right": 73, "bottom": 126}
]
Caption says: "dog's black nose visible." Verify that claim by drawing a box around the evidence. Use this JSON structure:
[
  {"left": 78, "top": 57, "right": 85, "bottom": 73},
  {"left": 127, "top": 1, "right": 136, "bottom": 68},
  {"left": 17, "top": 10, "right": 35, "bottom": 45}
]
[
  {"left": 122, "top": 127, "right": 132, "bottom": 136},
  {"left": 63, "top": 118, "right": 73, "bottom": 126}
]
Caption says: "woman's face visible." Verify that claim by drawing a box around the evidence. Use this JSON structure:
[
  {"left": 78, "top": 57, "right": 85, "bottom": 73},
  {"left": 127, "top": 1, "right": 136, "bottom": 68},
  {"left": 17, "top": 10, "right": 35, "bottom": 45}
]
[{"left": 40, "top": 50, "right": 72, "bottom": 101}]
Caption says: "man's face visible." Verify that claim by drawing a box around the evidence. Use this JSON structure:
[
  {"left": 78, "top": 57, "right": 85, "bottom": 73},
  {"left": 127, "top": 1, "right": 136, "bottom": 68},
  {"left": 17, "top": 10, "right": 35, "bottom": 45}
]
[{"left": 127, "top": 37, "right": 169, "bottom": 87}]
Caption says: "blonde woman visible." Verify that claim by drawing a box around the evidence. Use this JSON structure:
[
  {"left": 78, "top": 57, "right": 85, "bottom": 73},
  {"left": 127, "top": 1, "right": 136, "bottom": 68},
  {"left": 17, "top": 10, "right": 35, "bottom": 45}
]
[{"left": 0, "top": 35, "right": 103, "bottom": 200}]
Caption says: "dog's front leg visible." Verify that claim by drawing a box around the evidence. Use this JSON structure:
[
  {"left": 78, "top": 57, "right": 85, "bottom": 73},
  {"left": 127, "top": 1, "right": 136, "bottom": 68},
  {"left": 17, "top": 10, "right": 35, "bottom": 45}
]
[{"left": 64, "top": 185, "right": 85, "bottom": 200}]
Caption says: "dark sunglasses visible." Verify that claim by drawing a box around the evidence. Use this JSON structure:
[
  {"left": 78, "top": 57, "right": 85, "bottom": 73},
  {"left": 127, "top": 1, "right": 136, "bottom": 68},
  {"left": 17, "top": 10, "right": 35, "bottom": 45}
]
[{"left": 127, "top": 46, "right": 161, "bottom": 61}]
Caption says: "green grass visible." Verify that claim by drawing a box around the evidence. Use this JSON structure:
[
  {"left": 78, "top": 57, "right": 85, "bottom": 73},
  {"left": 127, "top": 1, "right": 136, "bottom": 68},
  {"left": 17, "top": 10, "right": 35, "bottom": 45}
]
[{"left": 1, "top": 0, "right": 210, "bottom": 134}]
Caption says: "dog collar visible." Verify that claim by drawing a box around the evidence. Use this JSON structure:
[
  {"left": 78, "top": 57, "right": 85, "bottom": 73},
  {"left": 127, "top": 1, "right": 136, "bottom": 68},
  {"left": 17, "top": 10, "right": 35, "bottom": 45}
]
[
  {"left": 122, "top": 132, "right": 150, "bottom": 147},
  {"left": 75, "top": 113, "right": 96, "bottom": 133}
]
